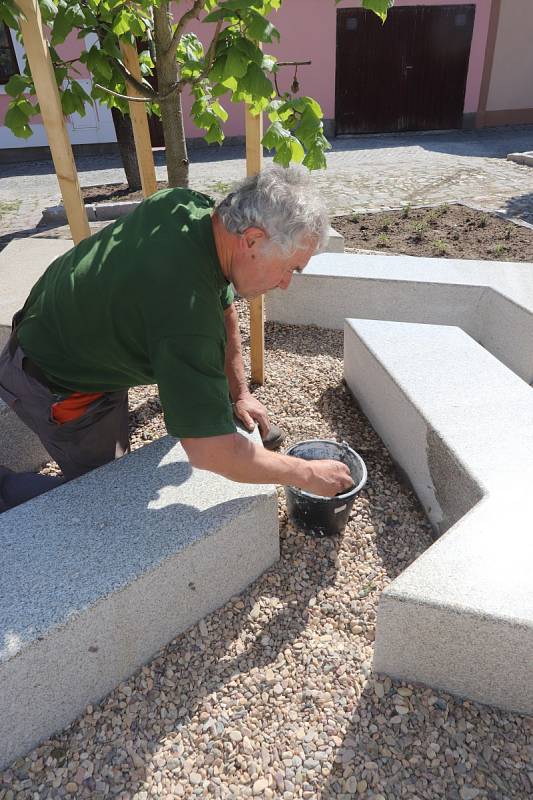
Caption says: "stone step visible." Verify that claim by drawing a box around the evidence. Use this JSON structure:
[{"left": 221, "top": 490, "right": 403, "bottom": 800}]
[
  {"left": 0, "top": 429, "right": 278, "bottom": 769},
  {"left": 344, "top": 318, "right": 533, "bottom": 714},
  {"left": 0, "top": 238, "right": 73, "bottom": 349}
]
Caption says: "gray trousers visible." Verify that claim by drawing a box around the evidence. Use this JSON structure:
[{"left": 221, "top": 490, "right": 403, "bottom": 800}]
[{"left": 0, "top": 340, "right": 129, "bottom": 509}]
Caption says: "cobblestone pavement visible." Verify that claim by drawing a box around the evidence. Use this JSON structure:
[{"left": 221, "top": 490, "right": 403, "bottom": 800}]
[{"left": 1, "top": 125, "right": 532, "bottom": 249}]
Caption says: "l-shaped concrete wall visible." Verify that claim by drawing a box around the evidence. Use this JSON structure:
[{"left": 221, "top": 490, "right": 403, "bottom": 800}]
[{"left": 268, "top": 252, "right": 533, "bottom": 714}]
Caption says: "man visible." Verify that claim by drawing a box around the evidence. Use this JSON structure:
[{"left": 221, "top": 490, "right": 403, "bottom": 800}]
[{"left": 0, "top": 166, "right": 352, "bottom": 511}]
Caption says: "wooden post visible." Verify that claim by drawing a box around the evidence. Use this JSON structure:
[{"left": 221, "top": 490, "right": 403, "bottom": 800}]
[
  {"left": 18, "top": 0, "right": 90, "bottom": 244},
  {"left": 246, "top": 107, "right": 264, "bottom": 385},
  {"left": 120, "top": 42, "right": 158, "bottom": 197}
]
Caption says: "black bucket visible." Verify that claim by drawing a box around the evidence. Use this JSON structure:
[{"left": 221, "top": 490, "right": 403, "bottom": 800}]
[{"left": 284, "top": 440, "right": 367, "bottom": 536}]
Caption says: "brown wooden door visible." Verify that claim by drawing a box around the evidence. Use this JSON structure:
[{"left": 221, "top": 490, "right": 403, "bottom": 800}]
[{"left": 335, "top": 5, "right": 475, "bottom": 134}]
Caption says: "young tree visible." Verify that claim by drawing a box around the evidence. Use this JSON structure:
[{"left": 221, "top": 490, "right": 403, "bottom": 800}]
[{"left": 2, "top": 0, "right": 393, "bottom": 188}]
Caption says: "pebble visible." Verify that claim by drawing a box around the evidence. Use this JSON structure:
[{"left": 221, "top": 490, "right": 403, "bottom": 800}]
[
  {"left": 460, "top": 788, "right": 480, "bottom": 800},
  {"left": 253, "top": 778, "right": 268, "bottom": 794}
]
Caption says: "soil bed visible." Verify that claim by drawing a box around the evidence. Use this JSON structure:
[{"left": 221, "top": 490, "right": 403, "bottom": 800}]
[
  {"left": 332, "top": 204, "right": 533, "bottom": 262},
  {"left": 81, "top": 181, "right": 168, "bottom": 204}
]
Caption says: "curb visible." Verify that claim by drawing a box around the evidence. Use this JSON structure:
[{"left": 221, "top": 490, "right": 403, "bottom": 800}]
[
  {"left": 41, "top": 199, "right": 141, "bottom": 225},
  {"left": 42, "top": 200, "right": 345, "bottom": 251},
  {"left": 507, "top": 151, "right": 533, "bottom": 167}
]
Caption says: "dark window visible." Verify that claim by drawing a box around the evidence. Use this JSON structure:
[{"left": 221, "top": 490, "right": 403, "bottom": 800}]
[{"left": 0, "top": 24, "right": 19, "bottom": 85}]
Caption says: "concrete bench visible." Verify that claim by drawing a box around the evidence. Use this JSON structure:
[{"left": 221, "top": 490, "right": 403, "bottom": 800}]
[
  {"left": 267, "top": 252, "right": 533, "bottom": 383},
  {"left": 0, "top": 429, "right": 278, "bottom": 768},
  {"left": 344, "top": 318, "right": 533, "bottom": 714}
]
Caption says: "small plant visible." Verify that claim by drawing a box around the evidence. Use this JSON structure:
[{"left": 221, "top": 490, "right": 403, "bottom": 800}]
[
  {"left": 411, "top": 221, "right": 427, "bottom": 240},
  {"left": 208, "top": 180, "right": 232, "bottom": 194},
  {"left": 350, "top": 214, "right": 360, "bottom": 224},
  {"left": 376, "top": 233, "right": 389, "bottom": 248},
  {"left": 478, "top": 214, "right": 488, "bottom": 228},
  {"left": 433, "top": 239, "right": 448, "bottom": 256},
  {"left": 0, "top": 199, "right": 21, "bottom": 219},
  {"left": 493, "top": 243, "right": 507, "bottom": 256},
  {"left": 504, "top": 227, "right": 512, "bottom": 240},
  {"left": 401, "top": 204, "right": 411, "bottom": 218},
  {"left": 437, "top": 203, "right": 449, "bottom": 216}
]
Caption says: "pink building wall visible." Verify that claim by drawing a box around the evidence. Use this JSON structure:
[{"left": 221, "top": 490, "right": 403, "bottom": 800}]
[
  {"left": 181, "top": 0, "right": 491, "bottom": 138},
  {"left": 1, "top": 0, "right": 491, "bottom": 141},
  {"left": 0, "top": 30, "right": 90, "bottom": 126}
]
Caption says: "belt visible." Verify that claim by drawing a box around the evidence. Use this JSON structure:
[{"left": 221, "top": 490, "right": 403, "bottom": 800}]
[{"left": 8, "top": 329, "right": 54, "bottom": 391}]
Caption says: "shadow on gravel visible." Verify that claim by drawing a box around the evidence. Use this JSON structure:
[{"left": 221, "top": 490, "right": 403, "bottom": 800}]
[
  {"left": 262, "top": 319, "right": 343, "bottom": 359},
  {"left": 317, "top": 382, "right": 433, "bottom": 585},
  {"left": 501, "top": 191, "right": 533, "bottom": 226},
  {"left": 318, "top": 676, "right": 530, "bottom": 799},
  {"left": 0, "top": 143, "right": 246, "bottom": 180},
  {"left": 330, "top": 124, "right": 533, "bottom": 161}
]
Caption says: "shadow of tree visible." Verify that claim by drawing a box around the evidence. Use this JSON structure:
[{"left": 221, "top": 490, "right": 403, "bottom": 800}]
[{"left": 501, "top": 191, "right": 533, "bottom": 226}]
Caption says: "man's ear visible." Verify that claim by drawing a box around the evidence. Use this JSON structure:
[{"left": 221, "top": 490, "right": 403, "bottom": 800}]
[{"left": 243, "top": 227, "right": 266, "bottom": 249}]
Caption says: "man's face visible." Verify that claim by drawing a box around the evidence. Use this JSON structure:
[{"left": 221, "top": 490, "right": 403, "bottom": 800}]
[{"left": 231, "top": 228, "right": 316, "bottom": 299}]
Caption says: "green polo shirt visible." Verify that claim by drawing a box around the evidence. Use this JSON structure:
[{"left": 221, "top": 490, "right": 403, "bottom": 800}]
[{"left": 17, "top": 188, "right": 236, "bottom": 439}]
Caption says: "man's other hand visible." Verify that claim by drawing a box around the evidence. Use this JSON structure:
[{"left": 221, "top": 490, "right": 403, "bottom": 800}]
[{"left": 233, "top": 395, "right": 269, "bottom": 437}]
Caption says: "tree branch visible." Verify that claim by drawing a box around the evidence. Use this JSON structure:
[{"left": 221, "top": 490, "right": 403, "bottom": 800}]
[
  {"left": 95, "top": 18, "right": 222, "bottom": 105},
  {"left": 168, "top": 0, "right": 205, "bottom": 56},
  {"left": 94, "top": 84, "right": 155, "bottom": 102},
  {"left": 114, "top": 57, "right": 158, "bottom": 99}
]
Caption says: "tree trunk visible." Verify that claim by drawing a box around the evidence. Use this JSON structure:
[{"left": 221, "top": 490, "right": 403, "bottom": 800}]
[
  {"left": 153, "top": 2, "right": 189, "bottom": 187},
  {"left": 110, "top": 107, "right": 142, "bottom": 192},
  {"left": 95, "top": 28, "right": 142, "bottom": 192}
]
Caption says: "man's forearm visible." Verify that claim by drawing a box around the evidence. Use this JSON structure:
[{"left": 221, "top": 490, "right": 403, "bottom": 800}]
[
  {"left": 224, "top": 304, "right": 250, "bottom": 401},
  {"left": 180, "top": 432, "right": 352, "bottom": 497},
  {"left": 182, "top": 432, "right": 311, "bottom": 487}
]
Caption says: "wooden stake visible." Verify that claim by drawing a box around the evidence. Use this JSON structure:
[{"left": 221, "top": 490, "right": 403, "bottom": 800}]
[
  {"left": 245, "top": 106, "right": 264, "bottom": 385},
  {"left": 18, "top": 0, "right": 90, "bottom": 244},
  {"left": 120, "top": 42, "right": 158, "bottom": 197}
]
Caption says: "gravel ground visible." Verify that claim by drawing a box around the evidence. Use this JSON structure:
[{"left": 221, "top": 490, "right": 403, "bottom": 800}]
[{"left": 2, "top": 301, "right": 532, "bottom": 799}]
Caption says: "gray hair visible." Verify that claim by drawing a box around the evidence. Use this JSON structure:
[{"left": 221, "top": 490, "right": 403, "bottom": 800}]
[{"left": 215, "top": 165, "right": 329, "bottom": 256}]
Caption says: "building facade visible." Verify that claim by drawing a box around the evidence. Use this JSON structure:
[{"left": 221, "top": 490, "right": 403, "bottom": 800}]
[{"left": 0, "top": 0, "right": 531, "bottom": 157}]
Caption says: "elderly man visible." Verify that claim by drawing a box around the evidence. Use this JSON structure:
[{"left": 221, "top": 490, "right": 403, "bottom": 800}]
[{"left": 0, "top": 166, "right": 352, "bottom": 511}]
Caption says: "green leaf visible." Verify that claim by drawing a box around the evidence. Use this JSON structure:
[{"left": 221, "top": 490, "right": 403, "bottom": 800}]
[
  {"left": 204, "top": 121, "right": 224, "bottom": 144},
  {"left": 61, "top": 89, "right": 84, "bottom": 116},
  {"left": 112, "top": 9, "right": 131, "bottom": 36},
  {"left": 50, "top": 7, "right": 75, "bottom": 44},
  {"left": 0, "top": 4, "right": 20, "bottom": 29},
  {"left": 211, "top": 100, "right": 228, "bottom": 122},
  {"left": 246, "top": 9, "right": 280, "bottom": 43},
  {"left": 223, "top": 47, "right": 249, "bottom": 80},
  {"left": 362, "top": 0, "right": 394, "bottom": 22},
  {"left": 303, "top": 145, "right": 327, "bottom": 171},
  {"left": 5, "top": 101, "right": 33, "bottom": 139},
  {"left": 4, "top": 74, "right": 31, "bottom": 97},
  {"left": 239, "top": 62, "right": 273, "bottom": 100},
  {"left": 39, "top": 0, "right": 58, "bottom": 22},
  {"left": 71, "top": 80, "right": 92, "bottom": 106}
]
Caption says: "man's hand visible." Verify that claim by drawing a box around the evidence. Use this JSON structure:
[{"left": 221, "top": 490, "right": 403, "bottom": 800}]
[
  {"left": 298, "top": 459, "right": 353, "bottom": 497},
  {"left": 233, "top": 394, "right": 270, "bottom": 438}
]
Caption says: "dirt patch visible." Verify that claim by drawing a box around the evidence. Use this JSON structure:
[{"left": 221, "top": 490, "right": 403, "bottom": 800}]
[
  {"left": 332, "top": 204, "right": 533, "bottom": 262},
  {"left": 81, "top": 182, "right": 168, "bottom": 204}
]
